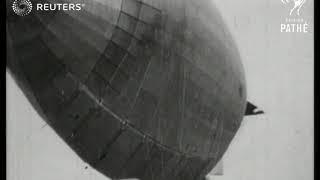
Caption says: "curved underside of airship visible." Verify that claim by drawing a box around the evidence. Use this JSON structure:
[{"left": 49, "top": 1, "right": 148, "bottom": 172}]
[{"left": 6, "top": 0, "right": 248, "bottom": 179}]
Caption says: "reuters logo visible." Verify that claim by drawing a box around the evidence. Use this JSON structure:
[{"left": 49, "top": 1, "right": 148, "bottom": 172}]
[{"left": 12, "top": 0, "right": 33, "bottom": 16}]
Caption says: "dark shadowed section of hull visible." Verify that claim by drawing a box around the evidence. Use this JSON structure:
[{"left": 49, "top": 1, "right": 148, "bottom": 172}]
[{"left": 6, "top": 0, "right": 247, "bottom": 179}]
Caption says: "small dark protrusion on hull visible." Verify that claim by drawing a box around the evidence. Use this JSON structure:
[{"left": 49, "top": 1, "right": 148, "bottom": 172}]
[{"left": 245, "top": 101, "right": 264, "bottom": 116}]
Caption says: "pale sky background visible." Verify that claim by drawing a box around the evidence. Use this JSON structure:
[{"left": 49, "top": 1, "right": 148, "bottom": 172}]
[{"left": 7, "top": 0, "right": 314, "bottom": 180}]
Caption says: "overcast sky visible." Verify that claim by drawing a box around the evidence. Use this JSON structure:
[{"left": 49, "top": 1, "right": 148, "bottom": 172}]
[{"left": 7, "top": 0, "right": 314, "bottom": 180}]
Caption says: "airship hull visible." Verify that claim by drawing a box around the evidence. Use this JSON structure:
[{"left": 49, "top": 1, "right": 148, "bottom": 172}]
[{"left": 6, "top": 0, "right": 247, "bottom": 179}]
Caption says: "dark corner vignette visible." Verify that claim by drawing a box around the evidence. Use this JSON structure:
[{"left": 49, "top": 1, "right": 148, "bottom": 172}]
[
  {"left": 3, "top": 0, "right": 7, "bottom": 179},
  {"left": 315, "top": 1, "right": 319, "bottom": 180}
]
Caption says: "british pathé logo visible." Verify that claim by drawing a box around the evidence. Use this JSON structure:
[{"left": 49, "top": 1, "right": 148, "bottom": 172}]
[
  {"left": 12, "top": 0, "right": 85, "bottom": 16},
  {"left": 280, "top": 0, "right": 309, "bottom": 33},
  {"left": 281, "top": 0, "right": 306, "bottom": 16}
]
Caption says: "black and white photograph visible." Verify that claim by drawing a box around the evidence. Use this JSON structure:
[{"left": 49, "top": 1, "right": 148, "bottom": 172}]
[{"left": 6, "top": 0, "right": 314, "bottom": 180}]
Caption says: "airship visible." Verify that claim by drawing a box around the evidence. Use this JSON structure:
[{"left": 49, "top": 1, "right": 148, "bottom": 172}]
[{"left": 6, "top": 0, "right": 263, "bottom": 179}]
